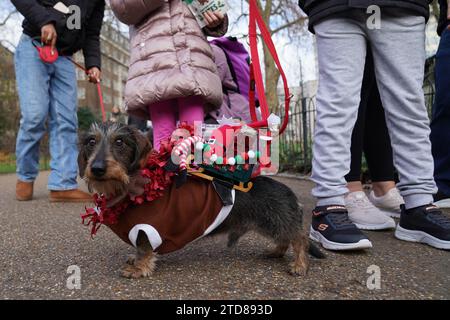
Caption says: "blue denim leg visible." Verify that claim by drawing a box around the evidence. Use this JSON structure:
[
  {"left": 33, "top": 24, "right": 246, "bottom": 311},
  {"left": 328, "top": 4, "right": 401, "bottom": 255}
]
[
  {"left": 431, "top": 27, "right": 450, "bottom": 196},
  {"left": 15, "top": 35, "right": 51, "bottom": 183},
  {"left": 14, "top": 34, "right": 79, "bottom": 190},
  {"left": 47, "top": 55, "right": 79, "bottom": 190}
]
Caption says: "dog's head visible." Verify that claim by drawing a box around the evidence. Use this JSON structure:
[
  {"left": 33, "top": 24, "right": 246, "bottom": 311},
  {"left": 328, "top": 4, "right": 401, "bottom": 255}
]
[{"left": 78, "top": 122, "right": 152, "bottom": 197}]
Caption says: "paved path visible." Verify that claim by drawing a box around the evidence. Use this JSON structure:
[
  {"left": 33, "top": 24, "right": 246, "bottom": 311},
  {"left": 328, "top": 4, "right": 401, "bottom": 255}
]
[{"left": 0, "top": 172, "right": 448, "bottom": 299}]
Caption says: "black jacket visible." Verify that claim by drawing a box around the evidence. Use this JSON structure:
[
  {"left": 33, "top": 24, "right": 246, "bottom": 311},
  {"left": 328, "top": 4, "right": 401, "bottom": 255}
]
[
  {"left": 299, "top": 0, "right": 431, "bottom": 32},
  {"left": 438, "top": 0, "right": 449, "bottom": 35},
  {"left": 11, "top": 0, "right": 105, "bottom": 69}
]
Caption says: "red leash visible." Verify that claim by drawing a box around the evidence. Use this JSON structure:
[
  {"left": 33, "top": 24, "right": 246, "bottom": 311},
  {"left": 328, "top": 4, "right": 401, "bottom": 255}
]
[
  {"left": 66, "top": 57, "right": 107, "bottom": 123},
  {"left": 247, "top": 0, "right": 291, "bottom": 134}
]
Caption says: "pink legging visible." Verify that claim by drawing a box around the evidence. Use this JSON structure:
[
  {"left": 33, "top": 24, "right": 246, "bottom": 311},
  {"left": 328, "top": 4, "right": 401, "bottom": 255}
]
[{"left": 149, "top": 96, "right": 204, "bottom": 151}]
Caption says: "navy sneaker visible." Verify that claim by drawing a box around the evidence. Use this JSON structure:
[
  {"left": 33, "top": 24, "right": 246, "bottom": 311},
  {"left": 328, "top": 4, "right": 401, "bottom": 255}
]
[
  {"left": 395, "top": 204, "right": 450, "bottom": 250},
  {"left": 309, "top": 205, "right": 372, "bottom": 250}
]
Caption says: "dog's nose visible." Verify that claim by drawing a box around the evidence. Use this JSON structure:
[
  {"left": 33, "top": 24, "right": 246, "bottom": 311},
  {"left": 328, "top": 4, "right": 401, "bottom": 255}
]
[{"left": 91, "top": 160, "right": 106, "bottom": 177}]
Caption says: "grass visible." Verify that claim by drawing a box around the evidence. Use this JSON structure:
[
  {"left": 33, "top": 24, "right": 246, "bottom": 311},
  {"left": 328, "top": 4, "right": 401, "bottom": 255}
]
[{"left": 0, "top": 153, "right": 50, "bottom": 174}]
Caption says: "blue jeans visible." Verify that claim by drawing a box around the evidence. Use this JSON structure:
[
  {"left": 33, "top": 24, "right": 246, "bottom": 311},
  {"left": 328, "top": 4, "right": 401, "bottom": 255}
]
[
  {"left": 431, "top": 25, "right": 450, "bottom": 196},
  {"left": 15, "top": 34, "right": 79, "bottom": 190}
]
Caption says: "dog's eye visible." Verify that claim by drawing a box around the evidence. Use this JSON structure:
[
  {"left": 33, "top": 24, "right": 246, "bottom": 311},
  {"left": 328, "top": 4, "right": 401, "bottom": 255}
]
[
  {"left": 88, "top": 138, "right": 96, "bottom": 147},
  {"left": 115, "top": 138, "right": 123, "bottom": 147}
]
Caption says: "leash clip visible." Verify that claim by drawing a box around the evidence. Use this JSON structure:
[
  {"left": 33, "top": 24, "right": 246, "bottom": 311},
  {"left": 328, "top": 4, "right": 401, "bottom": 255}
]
[{"left": 32, "top": 39, "right": 59, "bottom": 64}]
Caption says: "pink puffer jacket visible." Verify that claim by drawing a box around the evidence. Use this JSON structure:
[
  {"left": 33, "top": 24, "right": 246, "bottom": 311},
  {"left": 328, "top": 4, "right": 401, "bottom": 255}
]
[{"left": 110, "top": 0, "right": 228, "bottom": 119}]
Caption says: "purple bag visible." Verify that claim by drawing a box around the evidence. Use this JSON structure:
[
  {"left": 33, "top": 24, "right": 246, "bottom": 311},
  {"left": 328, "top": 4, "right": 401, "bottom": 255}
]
[{"left": 210, "top": 37, "right": 258, "bottom": 101}]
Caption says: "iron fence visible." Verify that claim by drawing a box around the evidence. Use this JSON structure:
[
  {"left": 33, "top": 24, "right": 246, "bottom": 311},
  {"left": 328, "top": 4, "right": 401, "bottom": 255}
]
[{"left": 276, "top": 97, "right": 316, "bottom": 174}]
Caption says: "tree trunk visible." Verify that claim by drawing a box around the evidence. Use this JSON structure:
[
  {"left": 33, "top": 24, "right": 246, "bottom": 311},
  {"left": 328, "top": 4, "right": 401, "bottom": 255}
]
[
  {"left": 263, "top": 42, "right": 281, "bottom": 112},
  {"left": 260, "top": 0, "right": 281, "bottom": 113}
]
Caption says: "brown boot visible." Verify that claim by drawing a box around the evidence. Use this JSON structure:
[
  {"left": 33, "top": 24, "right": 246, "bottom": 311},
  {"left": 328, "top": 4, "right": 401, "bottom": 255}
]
[
  {"left": 16, "top": 180, "right": 34, "bottom": 201},
  {"left": 49, "top": 189, "right": 93, "bottom": 203}
]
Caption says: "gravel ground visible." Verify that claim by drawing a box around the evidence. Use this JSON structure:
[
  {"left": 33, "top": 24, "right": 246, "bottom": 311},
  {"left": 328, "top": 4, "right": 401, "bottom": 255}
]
[{"left": 0, "top": 172, "right": 448, "bottom": 300}]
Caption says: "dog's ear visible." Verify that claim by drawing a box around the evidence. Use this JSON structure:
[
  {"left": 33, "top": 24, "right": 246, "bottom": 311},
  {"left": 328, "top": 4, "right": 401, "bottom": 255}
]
[
  {"left": 78, "top": 136, "right": 88, "bottom": 178},
  {"left": 129, "top": 127, "right": 152, "bottom": 170}
]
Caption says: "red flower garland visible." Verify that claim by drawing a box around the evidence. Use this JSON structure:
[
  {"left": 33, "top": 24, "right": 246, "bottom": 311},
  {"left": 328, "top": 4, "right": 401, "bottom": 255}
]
[{"left": 81, "top": 139, "right": 176, "bottom": 236}]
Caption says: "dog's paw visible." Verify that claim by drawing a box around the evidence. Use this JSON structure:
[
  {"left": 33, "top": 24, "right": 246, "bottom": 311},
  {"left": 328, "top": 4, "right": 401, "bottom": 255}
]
[
  {"left": 126, "top": 255, "right": 136, "bottom": 265},
  {"left": 120, "top": 264, "right": 152, "bottom": 279},
  {"left": 289, "top": 262, "right": 308, "bottom": 277}
]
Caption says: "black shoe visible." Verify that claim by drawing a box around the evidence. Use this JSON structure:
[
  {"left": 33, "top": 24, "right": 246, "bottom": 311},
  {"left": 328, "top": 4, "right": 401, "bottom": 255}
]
[
  {"left": 433, "top": 191, "right": 450, "bottom": 209},
  {"left": 395, "top": 204, "right": 450, "bottom": 250},
  {"left": 309, "top": 205, "right": 372, "bottom": 250}
]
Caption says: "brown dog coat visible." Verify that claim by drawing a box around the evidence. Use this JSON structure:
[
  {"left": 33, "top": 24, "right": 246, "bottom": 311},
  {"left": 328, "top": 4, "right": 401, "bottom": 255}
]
[{"left": 107, "top": 178, "right": 235, "bottom": 254}]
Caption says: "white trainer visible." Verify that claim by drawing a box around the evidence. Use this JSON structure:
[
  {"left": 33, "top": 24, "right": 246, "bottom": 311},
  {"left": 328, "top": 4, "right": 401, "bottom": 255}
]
[
  {"left": 345, "top": 191, "right": 396, "bottom": 230},
  {"left": 368, "top": 188, "right": 404, "bottom": 218},
  {"left": 434, "top": 199, "right": 450, "bottom": 209}
]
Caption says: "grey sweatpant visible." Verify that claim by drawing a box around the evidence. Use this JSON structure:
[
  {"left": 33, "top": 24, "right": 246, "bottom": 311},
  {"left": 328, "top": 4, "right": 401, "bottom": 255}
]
[{"left": 311, "top": 9, "right": 437, "bottom": 209}]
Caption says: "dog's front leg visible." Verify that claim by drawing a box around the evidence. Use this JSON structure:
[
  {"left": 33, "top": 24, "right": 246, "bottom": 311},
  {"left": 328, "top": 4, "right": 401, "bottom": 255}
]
[{"left": 121, "top": 231, "right": 157, "bottom": 279}]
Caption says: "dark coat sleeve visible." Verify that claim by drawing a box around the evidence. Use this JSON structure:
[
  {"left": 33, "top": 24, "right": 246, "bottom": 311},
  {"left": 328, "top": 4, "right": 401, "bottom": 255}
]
[
  {"left": 82, "top": 0, "right": 105, "bottom": 70},
  {"left": 11, "top": 0, "right": 59, "bottom": 29}
]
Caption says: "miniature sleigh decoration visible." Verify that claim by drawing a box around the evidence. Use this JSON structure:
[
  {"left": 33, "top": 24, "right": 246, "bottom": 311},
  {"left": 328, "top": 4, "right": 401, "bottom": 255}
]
[{"left": 170, "top": 0, "right": 291, "bottom": 192}]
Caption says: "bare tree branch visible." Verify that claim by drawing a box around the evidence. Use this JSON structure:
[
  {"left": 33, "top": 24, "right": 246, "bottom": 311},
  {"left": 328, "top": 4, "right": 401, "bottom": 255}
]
[
  {"left": 271, "top": 16, "right": 306, "bottom": 35},
  {"left": 229, "top": 0, "right": 308, "bottom": 110}
]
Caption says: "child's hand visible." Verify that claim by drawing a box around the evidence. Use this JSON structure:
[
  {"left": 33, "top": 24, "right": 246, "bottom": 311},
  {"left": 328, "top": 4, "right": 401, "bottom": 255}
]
[{"left": 203, "top": 10, "right": 224, "bottom": 29}]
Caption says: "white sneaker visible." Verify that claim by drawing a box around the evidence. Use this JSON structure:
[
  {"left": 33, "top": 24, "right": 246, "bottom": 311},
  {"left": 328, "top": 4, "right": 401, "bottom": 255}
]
[
  {"left": 369, "top": 188, "right": 404, "bottom": 219},
  {"left": 345, "top": 191, "right": 396, "bottom": 230},
  {"left": 434, "top": 199, "right": 450, "bottom": 209},
  {"left": 434, "top": 192, "right": 450, "bottom": 209}
]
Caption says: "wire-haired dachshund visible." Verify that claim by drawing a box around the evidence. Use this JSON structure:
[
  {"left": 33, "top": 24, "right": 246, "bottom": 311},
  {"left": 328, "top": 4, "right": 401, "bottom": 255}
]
[{"left": 78, "top": 122, "right": 324, "bottom": 278}]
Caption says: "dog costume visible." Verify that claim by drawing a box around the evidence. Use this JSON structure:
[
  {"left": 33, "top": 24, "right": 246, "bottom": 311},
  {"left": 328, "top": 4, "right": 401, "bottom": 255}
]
[
  {"left": 109, "top": 179, "right": 235, "bottom": 253},
  {"left": 82, "top": 140, "right": 235, "bottom": 254}
]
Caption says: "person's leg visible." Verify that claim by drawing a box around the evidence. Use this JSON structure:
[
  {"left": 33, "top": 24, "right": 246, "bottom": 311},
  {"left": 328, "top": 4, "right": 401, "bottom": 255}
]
[
  {"left": 14, "top": 35, "right": 50, "bottom": 187},
  {"left": 430, "top": 26, "right": 450, "bottom": 205},
  {"left": 344, "top": 49, "right": 396, "bottom": 230},
  {"left": 368, "top": 10, "right": 436, "bottom": 210},
  {"left": 346, "top": 46, "right": 376, "bottom": 187},
  {"left": 363, "top": 82, "right": 396, "bottom": 187},
  {"left": 369, "top": 10, "right": 450, "bottom": 249},
  {"left": 344, "top": 96, "right": 366, "bottom": 187},
  {"left": 47, "top": 57, "right": 79, "bottom": 191},
  {"left": 371, "top": 182, "right": 396, "bottom": 197},
  {"left": 149, "top": 100, "right": 177, "bottom": 151},
  {"left": 178, "top": 95, "right": 205, "bottom": 125},
  {"left": 311, "top": 14, "right": 367, "bottom": 206},
  {"left": 362, "top": 72, "right": 404, "bottom": 217},
  {"left": 309, "top": 12, "right": 372, "bottom": 250}
]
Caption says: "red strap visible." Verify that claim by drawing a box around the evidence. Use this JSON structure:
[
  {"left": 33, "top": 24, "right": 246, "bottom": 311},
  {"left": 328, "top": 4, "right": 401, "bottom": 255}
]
[
  {"left": 248, "top": 0, "right": 291, "bottom": 134},
  {"left": 248, "top": 0, "right": 268, "bottom": 121},
  {"left": 66, "top": 57, "right": 106, "bottom": 123},
  {"left": 248, "top": 63, "right": 258, "bottom": 122},
  {"left": 96, "top": 83, "right": 106, "bottom": 122}
]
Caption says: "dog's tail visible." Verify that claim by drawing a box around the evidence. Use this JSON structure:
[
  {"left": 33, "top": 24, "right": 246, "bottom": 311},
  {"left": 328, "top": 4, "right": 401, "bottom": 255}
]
[{"left": 309, "top": 241, "right": 326, "bottom": 259}]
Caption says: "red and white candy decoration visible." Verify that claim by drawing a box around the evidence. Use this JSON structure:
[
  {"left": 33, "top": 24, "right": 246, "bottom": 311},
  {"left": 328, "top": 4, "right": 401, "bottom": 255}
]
[{"left": 172, "top": 136, "right": 204, "bottom": 172}]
